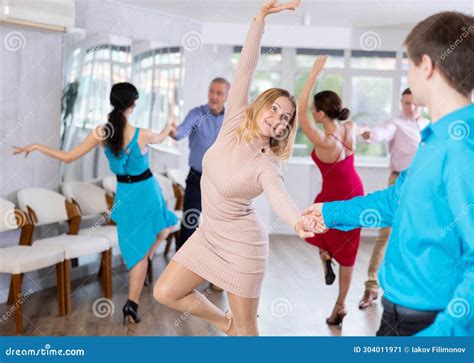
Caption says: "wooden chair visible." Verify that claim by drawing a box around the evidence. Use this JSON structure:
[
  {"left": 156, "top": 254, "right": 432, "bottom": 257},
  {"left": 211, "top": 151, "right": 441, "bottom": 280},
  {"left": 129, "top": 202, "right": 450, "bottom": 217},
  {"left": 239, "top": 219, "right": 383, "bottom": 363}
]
[
  {"left": 17, "top": 188, "right": 112, "bottom": 315},
  {"left": 0, "top": 198, "right": 65, "bottom": 334},
  {"left": 61, "top": 181, "right": 119, "bottom": 254}
]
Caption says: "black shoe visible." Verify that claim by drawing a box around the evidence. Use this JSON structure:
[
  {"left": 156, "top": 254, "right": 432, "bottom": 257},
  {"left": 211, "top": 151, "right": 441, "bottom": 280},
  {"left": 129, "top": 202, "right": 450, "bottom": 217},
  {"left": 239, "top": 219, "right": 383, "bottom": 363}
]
[
  {"left": 122, "top": 299, "right": 141, "bottom": 326},
  {"left": 324, "top": 259, "right": 336, "bottom": 285},
  {"left": 144, "top": 257, "right": 152, "bottom": 287}
]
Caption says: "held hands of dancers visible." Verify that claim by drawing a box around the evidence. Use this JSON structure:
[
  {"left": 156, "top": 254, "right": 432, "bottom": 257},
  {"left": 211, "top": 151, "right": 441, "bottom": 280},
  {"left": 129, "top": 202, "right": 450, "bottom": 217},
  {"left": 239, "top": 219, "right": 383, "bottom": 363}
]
[
  {"left": 294, "top": 203, "right": 328, "bottom": 239},
  {"left": 255, "top": 0, "right": 300, "bottom": 22},
  {"left": 302, "top": 203, "right": 329, "bottom": 234}
]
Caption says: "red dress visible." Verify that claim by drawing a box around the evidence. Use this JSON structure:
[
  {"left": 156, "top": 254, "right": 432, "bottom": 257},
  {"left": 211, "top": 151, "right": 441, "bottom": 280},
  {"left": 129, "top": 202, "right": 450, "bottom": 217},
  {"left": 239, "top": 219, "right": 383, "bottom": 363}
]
[{"left": 305, "top": 126, "right": 364, "bottom": 267}]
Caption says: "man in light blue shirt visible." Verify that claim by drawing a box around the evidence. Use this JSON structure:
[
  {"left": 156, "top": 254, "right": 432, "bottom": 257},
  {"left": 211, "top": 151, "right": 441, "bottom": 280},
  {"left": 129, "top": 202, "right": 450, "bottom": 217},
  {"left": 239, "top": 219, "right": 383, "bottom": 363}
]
[
  {"left": 304, "top": 11, "right": 473, "bottom": 336},
  {"left": 171, "top": 78, "right": 230, "bottom": 251}
]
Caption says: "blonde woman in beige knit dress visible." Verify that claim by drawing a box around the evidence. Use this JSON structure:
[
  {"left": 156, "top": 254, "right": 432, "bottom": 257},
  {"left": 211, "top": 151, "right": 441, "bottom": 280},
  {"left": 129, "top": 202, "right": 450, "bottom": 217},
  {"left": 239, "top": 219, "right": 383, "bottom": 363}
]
[{"left": 153, "top": 0, "right": 318, "bottom": 336}]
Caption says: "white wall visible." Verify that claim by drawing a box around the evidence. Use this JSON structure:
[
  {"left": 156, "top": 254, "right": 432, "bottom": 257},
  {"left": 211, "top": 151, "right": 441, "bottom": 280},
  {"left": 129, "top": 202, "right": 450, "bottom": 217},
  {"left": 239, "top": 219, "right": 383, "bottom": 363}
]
[
  {"left": 0, "top": 23, "right": 63, "bottom": 302},
  {"left": 0, "top": 25, "right": 63, "bottom": 201}
]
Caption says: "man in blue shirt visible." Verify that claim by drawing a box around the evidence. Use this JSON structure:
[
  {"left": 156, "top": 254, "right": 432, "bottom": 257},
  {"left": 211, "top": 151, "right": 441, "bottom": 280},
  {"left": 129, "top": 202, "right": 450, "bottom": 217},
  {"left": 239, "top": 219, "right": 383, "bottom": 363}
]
[
  {"left": 304, "top": 11, "right": 473, "bottom": 336},
  {"left": 171, "top": 77, "right": 230, "bottom": 251}
]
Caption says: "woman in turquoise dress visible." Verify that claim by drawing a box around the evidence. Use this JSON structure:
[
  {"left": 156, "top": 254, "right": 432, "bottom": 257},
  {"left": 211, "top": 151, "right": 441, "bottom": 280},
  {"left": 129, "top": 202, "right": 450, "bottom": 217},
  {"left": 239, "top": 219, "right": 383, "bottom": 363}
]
[{"left": 13, "top": 82, "right": 178, "bottom": 325}]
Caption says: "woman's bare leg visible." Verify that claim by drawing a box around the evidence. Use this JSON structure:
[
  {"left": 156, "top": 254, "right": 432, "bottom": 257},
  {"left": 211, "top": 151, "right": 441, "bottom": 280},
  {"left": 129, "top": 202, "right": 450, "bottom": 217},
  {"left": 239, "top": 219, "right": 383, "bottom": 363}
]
[
  {"left": 129, "top": 230, "right": 172, "bottom": 302},
  {"left": 153, "top": 260, "right": 232, "bottom": 334},
  {"left": 128, "top": 255, "right": 148, "bottom": 303},
  {"left": 148, "top": 228, "right": 172, "bottom": 260},
  {"left": 226, "top": 292, "right": 260, "bottom": 336},
  {"left": 336, "top": 265, "right": 353, "bottom": 305}
]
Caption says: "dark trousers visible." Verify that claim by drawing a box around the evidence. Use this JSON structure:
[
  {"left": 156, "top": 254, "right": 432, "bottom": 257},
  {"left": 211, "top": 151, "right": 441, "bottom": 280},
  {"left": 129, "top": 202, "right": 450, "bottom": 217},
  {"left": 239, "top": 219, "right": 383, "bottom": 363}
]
[
  {"left": 176, "top": 168, "right": 202, "bottom": 251},
  {"left": 376, "top": 297, "right": 438, "bottom": 336}
]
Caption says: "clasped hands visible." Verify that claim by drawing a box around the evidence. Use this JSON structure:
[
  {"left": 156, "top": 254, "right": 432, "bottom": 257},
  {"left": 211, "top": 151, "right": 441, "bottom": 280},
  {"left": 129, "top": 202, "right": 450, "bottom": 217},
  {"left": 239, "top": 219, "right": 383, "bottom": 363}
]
[{"left": 294, "top": 203, "right": 328, "bottom": 239}]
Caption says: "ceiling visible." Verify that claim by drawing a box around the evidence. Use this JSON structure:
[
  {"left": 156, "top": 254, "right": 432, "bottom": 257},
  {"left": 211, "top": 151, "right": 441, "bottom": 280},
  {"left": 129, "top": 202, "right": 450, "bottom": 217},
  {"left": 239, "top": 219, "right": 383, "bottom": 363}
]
[{"left": 111, "top": 0, "right": 473, "bottom": 29}]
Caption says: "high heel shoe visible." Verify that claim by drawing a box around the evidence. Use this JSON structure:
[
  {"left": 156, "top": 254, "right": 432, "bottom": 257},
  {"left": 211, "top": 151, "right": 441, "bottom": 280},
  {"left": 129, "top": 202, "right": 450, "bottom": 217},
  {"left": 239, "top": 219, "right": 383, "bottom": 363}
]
[
  {"left": 144, "top": 257, "right": 152, "bottom": 287},
  {"left": 122, "top": 299, "right": 141, "bottom": 326},
  {"left": 323, "top": 259, "right": 336, "bottom": 285},
  {"left": 326, "top": 303, "right": 347, "bottom": 326}
]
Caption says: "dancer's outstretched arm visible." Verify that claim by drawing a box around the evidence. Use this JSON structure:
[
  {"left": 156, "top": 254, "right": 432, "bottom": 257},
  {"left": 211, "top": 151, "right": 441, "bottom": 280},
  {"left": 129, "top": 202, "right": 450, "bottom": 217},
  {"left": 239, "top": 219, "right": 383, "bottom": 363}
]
[
  {"left": 259, "top": 165, "right": 315, "bottom": 239},
  {"left": 298, "top": 55, "right": 335, "bottom": 148},
  {"left": 360, "top": 122, "right": 397, "bottom": 143},
  {"left": 222, "top": 0, "right": 300, "bottom": 131},
  {"left": 141, "top": 124, "right": 174, "bottom": 145},
  {"left": 303, "top": 170, "right": 407, "bottom": 232},
  {"left": 13, "top": 129, "right": 101, "bottom": 163}
]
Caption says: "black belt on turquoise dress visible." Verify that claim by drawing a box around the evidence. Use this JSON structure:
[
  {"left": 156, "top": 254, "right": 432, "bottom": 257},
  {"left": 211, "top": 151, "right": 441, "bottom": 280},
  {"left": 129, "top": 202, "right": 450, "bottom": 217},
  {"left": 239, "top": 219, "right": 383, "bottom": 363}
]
[{"left": 116, "top": 168, "right": 153, "bottom": 183}]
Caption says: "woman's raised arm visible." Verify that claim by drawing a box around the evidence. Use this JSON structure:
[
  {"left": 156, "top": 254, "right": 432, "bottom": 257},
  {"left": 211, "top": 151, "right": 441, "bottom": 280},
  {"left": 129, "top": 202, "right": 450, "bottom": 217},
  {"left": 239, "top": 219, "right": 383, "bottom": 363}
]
[
  {"left": 224, "top": 1, "right": 300, "bottom": 125},
  {"left": 297, "top": 55, "right": 332, "bottom": 148}
]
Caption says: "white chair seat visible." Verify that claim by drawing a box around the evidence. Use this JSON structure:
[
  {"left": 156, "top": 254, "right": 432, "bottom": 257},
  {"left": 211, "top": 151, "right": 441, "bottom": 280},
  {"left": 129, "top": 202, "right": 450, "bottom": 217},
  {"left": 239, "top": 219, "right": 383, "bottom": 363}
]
[
  {"left": 0, "top": 245, "right": 64, "bottom": 274},
  {"left": 78, "top": 225, "right": 119, "bottom": 248},
  {"left": 34, "top": 234, "right": 109, "bottom": 260}
]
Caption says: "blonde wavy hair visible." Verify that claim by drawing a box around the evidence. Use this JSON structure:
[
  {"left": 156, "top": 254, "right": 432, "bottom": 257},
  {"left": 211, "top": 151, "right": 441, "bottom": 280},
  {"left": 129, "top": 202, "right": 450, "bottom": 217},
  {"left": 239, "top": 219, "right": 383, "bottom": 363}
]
[{"left": 236, "top": 88, "right": 298, "bottom": 160}]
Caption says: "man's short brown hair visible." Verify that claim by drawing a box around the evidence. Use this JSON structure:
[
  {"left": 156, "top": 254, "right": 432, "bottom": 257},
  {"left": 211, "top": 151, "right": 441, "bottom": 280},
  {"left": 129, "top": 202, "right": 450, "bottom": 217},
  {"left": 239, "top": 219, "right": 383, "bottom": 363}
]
[{"left": 404, "top": 11, "right": 474, "bottom": 97}]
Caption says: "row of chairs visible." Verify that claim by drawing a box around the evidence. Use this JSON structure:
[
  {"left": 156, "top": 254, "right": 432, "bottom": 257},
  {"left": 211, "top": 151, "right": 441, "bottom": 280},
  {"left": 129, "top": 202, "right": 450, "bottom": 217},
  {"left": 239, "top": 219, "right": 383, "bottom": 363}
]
[{"left": 0, "top": 173, "right": 184, "bottom": 334}]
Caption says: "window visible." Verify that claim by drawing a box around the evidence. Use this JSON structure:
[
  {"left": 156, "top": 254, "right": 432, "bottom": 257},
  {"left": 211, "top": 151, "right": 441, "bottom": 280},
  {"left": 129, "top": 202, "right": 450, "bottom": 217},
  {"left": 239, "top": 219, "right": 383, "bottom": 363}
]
[
  {"left": 74, "top": 45, "right": 131, "bottom": 129},
  {"left": 132, "top": 47, "right": 183, "bottom": 131},
  {"left": 351, "top": 50, "right": 396, "bottom": 70},
  {"left": 293, "top": 49, "right": 344, "bottom": 157},
  {"left": 296, "top": 48, "right": 345, "bottom": 68},
  {"left": 351, "top": 76, "right": 393, "bottom": 156},
  {"left": 232, "top": 47, "right": 282, "bottom": 100}
]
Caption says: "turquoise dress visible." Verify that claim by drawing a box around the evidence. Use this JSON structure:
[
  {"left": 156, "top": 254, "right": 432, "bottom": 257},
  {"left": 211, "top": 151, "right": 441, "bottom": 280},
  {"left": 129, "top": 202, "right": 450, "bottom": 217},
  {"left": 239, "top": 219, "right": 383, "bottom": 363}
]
[{"left": 104, "top": 127, "right": 178, "bottom": 270}]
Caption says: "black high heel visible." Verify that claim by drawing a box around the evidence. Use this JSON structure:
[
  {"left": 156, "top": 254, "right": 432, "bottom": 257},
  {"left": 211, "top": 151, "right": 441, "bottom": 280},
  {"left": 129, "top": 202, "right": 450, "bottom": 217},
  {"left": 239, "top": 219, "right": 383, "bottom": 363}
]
[
  {"left": 122, "top": 299, "right": 141, "bottom": 326},
  {"left": 144, "top": 257, "right": 152, "bottom": 287},
  {"left": 324, "top": 259, "right": 336, "bottom": 285}
]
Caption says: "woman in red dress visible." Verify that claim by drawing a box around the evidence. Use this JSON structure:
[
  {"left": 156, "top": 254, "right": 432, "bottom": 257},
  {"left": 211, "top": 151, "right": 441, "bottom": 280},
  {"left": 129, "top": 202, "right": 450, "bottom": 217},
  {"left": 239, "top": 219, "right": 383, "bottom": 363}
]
[{"left": 298, "top": 56, "right": 364, "bottom": 326}]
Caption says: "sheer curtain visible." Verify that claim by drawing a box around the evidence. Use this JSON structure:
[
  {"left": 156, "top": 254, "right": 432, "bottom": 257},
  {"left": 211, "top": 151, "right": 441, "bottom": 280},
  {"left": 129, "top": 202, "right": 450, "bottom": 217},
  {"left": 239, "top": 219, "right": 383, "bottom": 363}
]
[{"left": 61, "top": 34, "right": 131, "bottom": 182}]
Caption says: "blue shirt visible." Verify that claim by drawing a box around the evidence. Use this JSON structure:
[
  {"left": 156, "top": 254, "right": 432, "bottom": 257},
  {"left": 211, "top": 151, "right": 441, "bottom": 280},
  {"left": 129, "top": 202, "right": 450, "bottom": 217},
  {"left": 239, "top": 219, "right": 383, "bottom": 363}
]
[
  {"left": 175, "top": 104, "right": 224, "bottom": 172},
  {"left": 322, "top": 104, "right": 474, "bottom": 336}
]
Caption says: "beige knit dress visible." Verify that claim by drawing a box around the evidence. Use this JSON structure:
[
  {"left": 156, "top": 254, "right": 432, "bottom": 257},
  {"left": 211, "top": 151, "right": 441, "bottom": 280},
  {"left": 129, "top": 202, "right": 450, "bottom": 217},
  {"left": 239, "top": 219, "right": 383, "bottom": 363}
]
[{"left": 172, "top": 19, "right": 301, "bottom": 298}]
